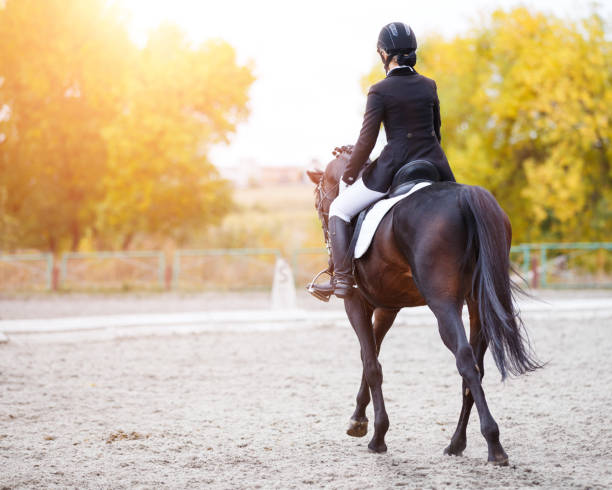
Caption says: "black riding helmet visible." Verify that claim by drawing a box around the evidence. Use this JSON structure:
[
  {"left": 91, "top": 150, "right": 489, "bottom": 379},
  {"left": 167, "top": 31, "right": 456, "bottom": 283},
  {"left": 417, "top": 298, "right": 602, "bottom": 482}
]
[{"left": 377, "top": 22, "right": 417, "bottom": 71}]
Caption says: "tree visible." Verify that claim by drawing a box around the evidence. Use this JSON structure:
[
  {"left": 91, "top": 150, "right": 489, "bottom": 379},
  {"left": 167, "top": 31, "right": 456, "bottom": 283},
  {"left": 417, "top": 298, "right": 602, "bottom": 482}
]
[
  {"left": 98, "top": 24, "right": 253, "bottom": 248},
  {"left": 362, "top": 7, "right": 612, "bottom": 242},
  {"left": 0, "top": 1, "right": 254, "bottom": 252},
  {"left": 0, "top": 0, "right": 133, "bottom": 252}
]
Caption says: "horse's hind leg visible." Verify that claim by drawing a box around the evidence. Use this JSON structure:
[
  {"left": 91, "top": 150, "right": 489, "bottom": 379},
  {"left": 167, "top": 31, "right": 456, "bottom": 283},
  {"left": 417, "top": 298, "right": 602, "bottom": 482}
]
[
  {"left": 344, "top": 295, "right": 390, "bottom": 453},
  {"left": 430, "top": 300, "right": 508, "bottom": 465},
  {"left": 347, "top": 308, "right": 398, "bottom": 438},
  {"left": 444, "top": 298, "right": 487, "bottom": 456}
]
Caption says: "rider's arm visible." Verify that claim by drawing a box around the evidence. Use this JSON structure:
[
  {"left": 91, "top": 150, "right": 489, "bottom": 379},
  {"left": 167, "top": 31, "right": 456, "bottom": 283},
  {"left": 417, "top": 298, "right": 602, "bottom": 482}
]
[
  {"left": 433, "top": 81, "right": 442, "bottom": 143},
  {"left": 342, "top": 88, "right": 384, "bottom": 185}
]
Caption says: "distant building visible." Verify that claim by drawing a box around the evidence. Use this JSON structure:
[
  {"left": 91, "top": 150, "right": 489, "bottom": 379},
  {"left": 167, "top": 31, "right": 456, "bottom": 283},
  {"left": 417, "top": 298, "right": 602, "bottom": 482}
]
[
  {"left": 258, "top": 165, "right": 308, "bottom": 185},
  {"left": 218, "top": 159, "right": 319, "bottom": 187}
]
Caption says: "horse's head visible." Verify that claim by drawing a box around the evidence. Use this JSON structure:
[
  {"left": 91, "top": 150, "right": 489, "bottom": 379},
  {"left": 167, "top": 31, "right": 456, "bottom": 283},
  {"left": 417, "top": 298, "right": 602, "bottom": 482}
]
[{"left": 306, "top": 146, "right": 353, "bottom": 242}]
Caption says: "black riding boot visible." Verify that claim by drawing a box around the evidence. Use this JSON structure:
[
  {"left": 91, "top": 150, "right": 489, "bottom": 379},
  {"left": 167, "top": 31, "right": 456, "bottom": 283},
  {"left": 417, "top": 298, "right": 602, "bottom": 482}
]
[
  {"left": 329, "top": 216, "right": 355, "bottom": 297},
  {"left": 309, "top": 216, "right": 354, "bottom": 299}
]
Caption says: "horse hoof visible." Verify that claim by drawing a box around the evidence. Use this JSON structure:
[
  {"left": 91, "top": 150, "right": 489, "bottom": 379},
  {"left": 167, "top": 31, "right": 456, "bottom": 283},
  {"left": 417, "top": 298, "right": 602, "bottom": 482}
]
[
  {"left": 367, "top": 440, "right": 387, "bottom": 453},
  {"left": 346, "top": 418, "right": 368, "bottom": 438},
  {"left": 443, "top": 444, "right": 464, "bottom": 457},
  {"left": 488, "top": 450, "right": 509, "bottom": 466},
  {"left": 488, "top": 457, "right": 509, "bottom": 467}
]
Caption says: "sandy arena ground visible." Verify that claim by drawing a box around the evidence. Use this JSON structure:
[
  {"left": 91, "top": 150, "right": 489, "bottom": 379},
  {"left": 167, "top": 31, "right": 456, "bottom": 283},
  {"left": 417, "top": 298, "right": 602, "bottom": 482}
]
[{"left": 1, "top": 291, "right": 612, "bottom": 489}]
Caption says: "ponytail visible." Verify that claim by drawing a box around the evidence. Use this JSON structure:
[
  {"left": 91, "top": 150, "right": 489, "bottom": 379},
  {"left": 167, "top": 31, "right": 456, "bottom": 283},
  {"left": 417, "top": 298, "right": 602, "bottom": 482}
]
[
  {"left": 395, "top": 51, "right": 416, "bottom": 67},
  {"left": 381, "top": 48, "right": 418, "bottom": 73}
]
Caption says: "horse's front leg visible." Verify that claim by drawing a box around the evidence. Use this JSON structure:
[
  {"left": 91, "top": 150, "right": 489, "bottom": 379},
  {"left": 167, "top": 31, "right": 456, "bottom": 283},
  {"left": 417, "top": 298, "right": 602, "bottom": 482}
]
[
  {"left": 344, "top": 294, "right": 390, "bottom": 453},
  {"left": 347, "top": 307, "right": 398, "bottom": 438}
]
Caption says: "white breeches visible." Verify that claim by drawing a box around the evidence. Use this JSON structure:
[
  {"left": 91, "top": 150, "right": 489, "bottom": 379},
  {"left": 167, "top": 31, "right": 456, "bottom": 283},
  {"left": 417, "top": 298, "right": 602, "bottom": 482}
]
[{"left": 329, "top": 178, "right": 387, "bottom": 223}]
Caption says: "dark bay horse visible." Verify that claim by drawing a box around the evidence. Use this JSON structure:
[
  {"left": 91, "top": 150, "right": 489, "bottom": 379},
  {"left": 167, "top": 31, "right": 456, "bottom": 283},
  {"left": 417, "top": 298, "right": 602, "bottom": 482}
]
[{"left": 306, "top": 147, "right": 540, "bottom": 465}]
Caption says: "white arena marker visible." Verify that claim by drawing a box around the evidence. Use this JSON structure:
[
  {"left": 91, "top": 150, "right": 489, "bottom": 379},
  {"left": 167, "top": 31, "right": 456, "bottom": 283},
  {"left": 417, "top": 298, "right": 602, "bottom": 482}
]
[
  {"left": 271, "top": 257, "right": 297, "bottom": 310},
  {"left": 0, "top": 332, "right": 9, "bottom": 343}
]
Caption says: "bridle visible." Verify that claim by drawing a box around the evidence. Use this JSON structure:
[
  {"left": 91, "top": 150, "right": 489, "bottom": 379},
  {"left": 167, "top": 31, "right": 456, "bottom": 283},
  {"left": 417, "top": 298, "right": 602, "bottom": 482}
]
[
  {"left": 315, "top": 178, "right": 339, "bottom": 249},
  {"left": 314, "top": 146, "right": 353, "bottom": 251}
]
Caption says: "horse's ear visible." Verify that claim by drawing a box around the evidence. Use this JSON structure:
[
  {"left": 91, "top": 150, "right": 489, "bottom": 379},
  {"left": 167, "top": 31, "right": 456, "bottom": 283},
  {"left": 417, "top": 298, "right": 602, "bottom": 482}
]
[{"left": 306, "top": 169, "right": 324, "bottom": 184}]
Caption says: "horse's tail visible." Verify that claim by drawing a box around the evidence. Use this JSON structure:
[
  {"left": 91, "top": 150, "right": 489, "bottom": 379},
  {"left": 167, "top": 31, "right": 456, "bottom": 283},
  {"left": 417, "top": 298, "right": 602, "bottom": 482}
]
[{"left": 459, "top": 185, "right": 541, "bottom": 380}]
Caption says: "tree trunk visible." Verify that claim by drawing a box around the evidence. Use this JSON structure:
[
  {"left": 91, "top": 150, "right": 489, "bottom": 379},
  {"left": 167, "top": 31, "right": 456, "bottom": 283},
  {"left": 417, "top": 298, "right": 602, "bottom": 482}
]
[
  {"left": 121, "top": 232, "right": 134, "bottom": 251},
  {"left": 70, "top": 222, "right": 80, "bottom": 252}
]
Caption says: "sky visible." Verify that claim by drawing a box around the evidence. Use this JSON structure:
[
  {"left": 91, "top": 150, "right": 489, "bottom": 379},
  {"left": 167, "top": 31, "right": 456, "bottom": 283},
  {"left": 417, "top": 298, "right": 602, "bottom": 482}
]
[{"left": 122, "top": 0, "right": 608, "bottom": 169}]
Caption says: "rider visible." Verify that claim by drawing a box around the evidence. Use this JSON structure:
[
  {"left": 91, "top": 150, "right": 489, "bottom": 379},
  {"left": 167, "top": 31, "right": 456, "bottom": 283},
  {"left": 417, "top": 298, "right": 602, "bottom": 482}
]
[{"left": 318, "top": 22, "right": 456, "bottom": 299}]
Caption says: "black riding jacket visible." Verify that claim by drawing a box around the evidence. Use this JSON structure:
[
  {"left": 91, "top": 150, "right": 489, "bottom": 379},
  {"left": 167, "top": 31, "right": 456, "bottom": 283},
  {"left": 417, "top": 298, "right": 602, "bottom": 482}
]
[{"left": 343, "top": 67, "right": 455, "bottom": 192}]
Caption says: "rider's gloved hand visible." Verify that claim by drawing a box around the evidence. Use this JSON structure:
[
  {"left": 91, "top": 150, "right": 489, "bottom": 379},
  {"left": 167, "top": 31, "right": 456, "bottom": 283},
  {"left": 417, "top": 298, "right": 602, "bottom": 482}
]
[{"left": 341, "top": 172, "right": 357, "bottom": 186}]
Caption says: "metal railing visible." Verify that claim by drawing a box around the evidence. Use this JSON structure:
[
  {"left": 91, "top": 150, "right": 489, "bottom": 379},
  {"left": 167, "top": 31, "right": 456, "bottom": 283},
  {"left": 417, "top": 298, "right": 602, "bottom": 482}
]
[
  {"left": 60, "top": 251, "right": 166, "bottom": 289},
  {"left": 0, "top": 253, "right": 54, "bottom": 290},
  {"left": 172, "top": 248, "right": 282, "bottom": 291},
  {"left": 0, "top": 243, "right": 610, "bottom": 291},
  {"left": 516, "top": 242, "right": 612, "bottom": 288},
  {"left": 291, "top": 243, "right": 612, "bottom": 290}
]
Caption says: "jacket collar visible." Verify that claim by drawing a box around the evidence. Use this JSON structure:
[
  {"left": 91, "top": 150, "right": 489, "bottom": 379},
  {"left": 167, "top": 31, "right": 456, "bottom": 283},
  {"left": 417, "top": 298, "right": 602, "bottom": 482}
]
[{"left": 386, "top": 66, "right": 417, "bottom": 77}]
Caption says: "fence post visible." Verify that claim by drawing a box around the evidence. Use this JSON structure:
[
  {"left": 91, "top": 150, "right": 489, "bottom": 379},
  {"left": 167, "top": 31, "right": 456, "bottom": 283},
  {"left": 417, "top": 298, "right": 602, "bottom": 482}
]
[
  {"left": 596, "top": 248, "right": 605, "bottom": 280},
  {"left": 45, "top": 253, "right": 54, "bottom": 291},
  {"left": 540, "top": 246, "right": 547, "bottom": 288},
  {"left": 521, "top": 245, "right": 530, "bottom": 277},
  {"left": 52, "top": 264, "right": 60, "bottom": 291},
  {"left": 530, "top": 256, "right": 538, "bottom": 289},
  {"left": 157, "top": 252, "right": 166, "bottom": 289},
  {"left": 60, "top": 253, "right": 68, "bottom": 287},
  {"left": 172, "top": 251, "right": 181, "bottom": 290},
  {"left": 164, "top": 262, "right": 172, "bottom": 290}
]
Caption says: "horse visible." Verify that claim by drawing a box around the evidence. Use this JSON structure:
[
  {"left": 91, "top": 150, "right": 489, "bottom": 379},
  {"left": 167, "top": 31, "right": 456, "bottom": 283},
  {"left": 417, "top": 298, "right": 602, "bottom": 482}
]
[{"left": 306, "top": 146, "right": 540, "bottom": 465}]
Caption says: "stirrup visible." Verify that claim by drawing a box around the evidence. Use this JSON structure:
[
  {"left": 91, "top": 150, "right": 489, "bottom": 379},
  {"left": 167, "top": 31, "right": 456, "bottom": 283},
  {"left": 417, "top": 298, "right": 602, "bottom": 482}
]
[{"left": 307, "top": 269, "right": 334, "bottom": 302}]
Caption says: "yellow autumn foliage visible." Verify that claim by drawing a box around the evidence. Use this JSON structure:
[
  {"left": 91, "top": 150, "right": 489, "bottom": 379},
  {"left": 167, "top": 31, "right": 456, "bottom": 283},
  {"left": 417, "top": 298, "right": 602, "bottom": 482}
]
[
  {"left": 362, "top": 8, "right": 612, "bottom": 242},
  {"left": 0, "top": 0, "right": 254, "bottom": 252}
]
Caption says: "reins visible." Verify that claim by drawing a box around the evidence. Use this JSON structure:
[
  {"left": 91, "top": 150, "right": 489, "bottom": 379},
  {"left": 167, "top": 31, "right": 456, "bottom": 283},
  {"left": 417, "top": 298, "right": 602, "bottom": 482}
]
[
  {"left": 315, "top": 146, "right": 354, "bottom": 252},
  {"left": 315, "top": 180, "right": 338, "bottom": 248}
]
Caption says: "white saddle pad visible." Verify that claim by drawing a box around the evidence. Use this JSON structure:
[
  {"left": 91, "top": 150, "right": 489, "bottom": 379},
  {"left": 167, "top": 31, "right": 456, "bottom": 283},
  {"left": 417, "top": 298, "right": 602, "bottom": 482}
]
[{"left": 354, "top": 182, "right": 432, "bottom": 259}]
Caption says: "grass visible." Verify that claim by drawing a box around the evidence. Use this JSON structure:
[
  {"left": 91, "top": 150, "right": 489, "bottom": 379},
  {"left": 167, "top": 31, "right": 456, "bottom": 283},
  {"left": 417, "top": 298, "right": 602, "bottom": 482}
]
[{"left": 202, "top": 182, "right": 325, "bottom": 254}]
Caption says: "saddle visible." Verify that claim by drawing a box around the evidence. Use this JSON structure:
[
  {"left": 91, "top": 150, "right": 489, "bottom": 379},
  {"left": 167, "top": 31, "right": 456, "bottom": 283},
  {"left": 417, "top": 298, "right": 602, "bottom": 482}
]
[
  {"left": 388, "top": 159, "right": 440, "bottom": 195},
  {"left": 347, "top": 159, "right": 439, "bottom": 258},
  {"left": 307, "top": 160, "right": 440, "bottom": 302}
]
